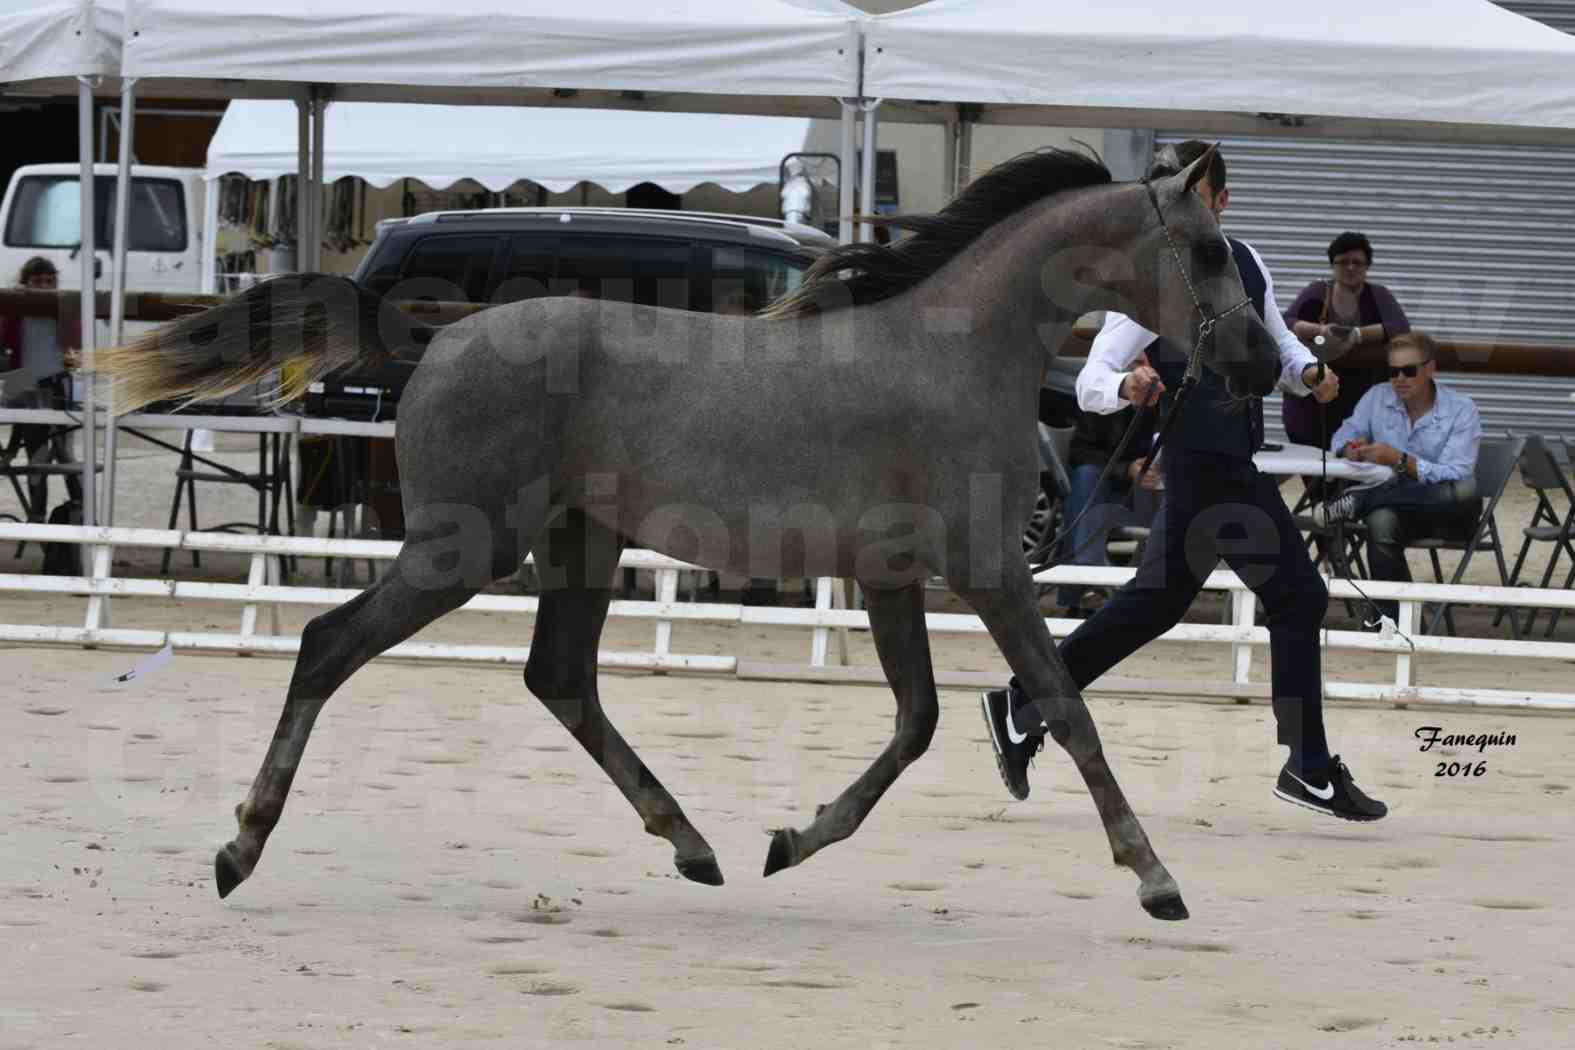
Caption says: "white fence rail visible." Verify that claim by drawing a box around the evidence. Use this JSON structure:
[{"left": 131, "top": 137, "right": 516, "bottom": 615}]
[{"left": 2, "top": 524, "right": 1574, "bottom": 712}]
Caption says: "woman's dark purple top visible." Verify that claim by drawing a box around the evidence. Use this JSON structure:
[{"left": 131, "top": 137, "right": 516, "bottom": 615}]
[{"left": 1281, "top": 280, "right": 1411, "bottom": 445}]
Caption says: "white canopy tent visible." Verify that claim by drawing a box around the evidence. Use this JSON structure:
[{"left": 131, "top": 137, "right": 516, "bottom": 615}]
[
  {"left": 122, "top": 0, "right": 861, "bottom": 113},
  {"left": 0, "top": 0, "right": 119, "bottom": 90},
  {"left": 0, "top": 0, "right": 126, "bottom": 529},
  {"left": 121, "top": 0, "right": 871, "bottom": 271},
  {"left": 205, "top": 101, "right": 817, "bottom": 194},
  {"left": 865, "top": 0, "right": 1575, "bottom": 147}
]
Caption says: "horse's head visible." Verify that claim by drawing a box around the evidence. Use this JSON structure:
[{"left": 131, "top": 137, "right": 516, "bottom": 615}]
[{"left": 1129, "top": 145, "right": 1281, "bottom": 399}]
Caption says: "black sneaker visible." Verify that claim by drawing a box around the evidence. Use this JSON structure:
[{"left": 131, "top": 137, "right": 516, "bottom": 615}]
[
  {"left": 1274, "top": 755, "right": 1387, "bottom": 821},
  {"left": 979, "top": 689, "right": 1044, "bottom": 801}
]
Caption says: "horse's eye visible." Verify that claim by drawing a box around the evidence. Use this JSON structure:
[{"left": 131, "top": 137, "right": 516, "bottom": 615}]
[{"left": 1193, "top": 240, "right": 1230, "bottom": 271}]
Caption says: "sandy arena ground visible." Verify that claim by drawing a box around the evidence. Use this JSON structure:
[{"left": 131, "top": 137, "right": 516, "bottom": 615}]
[{"left": 2, "top": 431, "right": 1574, "bottom": 1049}]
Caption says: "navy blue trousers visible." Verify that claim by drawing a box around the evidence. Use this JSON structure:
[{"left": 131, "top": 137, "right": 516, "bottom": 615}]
[{"left": 1046, "top": 450, "right": 1331, "bottom": 765}]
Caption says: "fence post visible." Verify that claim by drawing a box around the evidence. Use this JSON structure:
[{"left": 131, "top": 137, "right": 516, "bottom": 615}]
[
  {"left": 239, "top": 551, "right": 268, "bottom": 650},
  {"left": 1232, "top": 587, "right": 1255, "bottom": 686},
  {"left": 811, "top": 577, "right": 833, "bottom": 667},
  {"left": 653, "top": 568, "right": 679, "bottom": 669},
  {"left": 266, "top": 553, "right": 283, "bottom": 636},
  {"left": 1394, "top": 598, "right": 1415, "bottom": 691},
  {"left": 83, "top": 540, "right": 114, "bottom": 640}
]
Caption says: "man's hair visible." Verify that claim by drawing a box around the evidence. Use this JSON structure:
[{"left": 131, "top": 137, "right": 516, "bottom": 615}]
[
  {"left": 1327, "top": 231, "right": 1373, "bottom": 265},
  {"left": 18, "top": 256, "right": 57, "bottom": 286},
  {"left": 1157, "top": 139, "right": 1227, "bottom": 191},
  {"left": 1389, "top": 330, "right": 1438, "bottom": 363}
]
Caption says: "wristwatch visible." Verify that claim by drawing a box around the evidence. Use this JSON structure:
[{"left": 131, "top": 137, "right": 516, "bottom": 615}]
[{"left": 1398, "top": 452, "right": 1409, "bottom": 475}]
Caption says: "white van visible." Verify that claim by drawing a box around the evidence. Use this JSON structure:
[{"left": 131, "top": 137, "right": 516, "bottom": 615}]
[{"left": 0, "top": 162, "right": 206, "bottom": 340}]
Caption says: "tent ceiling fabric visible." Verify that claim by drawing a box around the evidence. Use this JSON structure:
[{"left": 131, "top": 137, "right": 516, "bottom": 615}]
[
  {"left": 123, "top": 0, "right": 861, "bottom": 102},
  {"left": 0, "top": 0, "right": 121, "bottom": 87},
  {"left": 865, "top": 0, "right": 1575, "bottom": 142},
  {"left": 205, "top": 101, "right": 816, "bottom": 193}
]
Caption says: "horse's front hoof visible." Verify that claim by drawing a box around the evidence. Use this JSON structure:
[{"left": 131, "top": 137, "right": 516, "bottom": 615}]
[
  {"left": 214, "top": 843, "right": 249, "bottom": 900},
  {"left": 676, "top": 851, "right": 724, "bottom": 886},
  {"left": 1141, "top": 891, "right": 1190, "bottom": 921},
  {"left": 762, "top": 828, "right": 799, "bottom": 877}
]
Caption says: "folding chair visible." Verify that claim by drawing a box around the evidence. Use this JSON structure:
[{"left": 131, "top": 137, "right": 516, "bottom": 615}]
[
  {"left": 1493, "top": 435, "right": 1575, "bottom": 636},
  {"left": 0, "top": 385, "right": 96, "bottom": 557},
  {"left": 157, "top": 426, "right": 295, "bottom": 575},
  {"left": 1412, "top": 433, "right": 1526, "bottom": 637}
]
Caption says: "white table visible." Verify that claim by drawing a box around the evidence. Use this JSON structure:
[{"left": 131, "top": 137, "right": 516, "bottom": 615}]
[{"left": 1253, "top": 442, "right": 1394, "bottom": 486}]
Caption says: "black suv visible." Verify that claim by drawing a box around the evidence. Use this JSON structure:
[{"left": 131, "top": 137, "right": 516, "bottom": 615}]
[
  {"left": 356, "top": 205, "right": 830, "bottom": 314},
  {"left": 303, "top": 207, "right": 831, "bottom": 421}
]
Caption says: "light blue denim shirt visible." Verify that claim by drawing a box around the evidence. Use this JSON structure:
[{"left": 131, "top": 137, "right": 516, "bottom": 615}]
[{"left": 1329, "top": 379, "right": 1482, "bottom": 484}]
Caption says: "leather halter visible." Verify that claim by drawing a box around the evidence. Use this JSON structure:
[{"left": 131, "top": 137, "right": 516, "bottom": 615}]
[{"left": 1132, "top": 178, "right": 1254, "bottom": 480}]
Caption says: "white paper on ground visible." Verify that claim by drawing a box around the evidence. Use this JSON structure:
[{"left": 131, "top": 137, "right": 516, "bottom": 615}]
[{"left": 111, "top": 642, "right": 174, "bottom": 685}]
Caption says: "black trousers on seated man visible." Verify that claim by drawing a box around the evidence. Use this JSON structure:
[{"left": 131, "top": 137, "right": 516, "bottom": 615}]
[{"left": 1037, "top": 449, "right": 1331, "bottom": 765}]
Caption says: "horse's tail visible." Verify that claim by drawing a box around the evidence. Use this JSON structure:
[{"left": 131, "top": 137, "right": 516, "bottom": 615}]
[{"left": 95, "top": 273, "right": 433, "bottom": 413}]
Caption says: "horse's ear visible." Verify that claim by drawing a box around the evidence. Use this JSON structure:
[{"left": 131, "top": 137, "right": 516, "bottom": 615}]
[
  {"left": 1146, "top": 145, "right": 1183, "bottom": 182},
  {"left": 1179, "top": 144, "right": 1218, "bottom": 194}
]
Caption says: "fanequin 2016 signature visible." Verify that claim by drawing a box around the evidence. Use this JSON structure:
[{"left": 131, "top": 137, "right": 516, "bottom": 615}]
[{"left": 1415, "top": 726, "right": 1517, "bottom": 778}]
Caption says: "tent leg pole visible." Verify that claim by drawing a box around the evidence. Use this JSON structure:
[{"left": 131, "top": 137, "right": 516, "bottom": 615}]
[
  {"left": 102, "top": 77, "right": 136, "bottom": 527},
  {"left": 837, "top": 99, "right": 857, "bottom": 246},
  {"left": 858, "top": 99, "right": 881, "bottom": 242},
  {"left": 296, "top": 94, "right": 310, "bottom": 272},
  {"left": 77, "top": 77, "right": 98, "bottom": 531}
]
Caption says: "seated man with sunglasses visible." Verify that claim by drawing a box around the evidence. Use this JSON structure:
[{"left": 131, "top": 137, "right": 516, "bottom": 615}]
[{"left": 1315, "top": 331, "right": 1483, "bottom": 623}]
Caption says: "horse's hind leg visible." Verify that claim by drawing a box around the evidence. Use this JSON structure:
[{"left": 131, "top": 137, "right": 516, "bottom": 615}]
[
  {"left": 951, "top": 563, "right": 1186, "bottom": 921},
  {"left": 764, "top": 580, "right": 938, "bottom": 876},
  {"left": 215, "top": 551, "right": 488, "bottom": 898},
  {"left": 524, "top": 509, "right": 722, "bottom": 886}
]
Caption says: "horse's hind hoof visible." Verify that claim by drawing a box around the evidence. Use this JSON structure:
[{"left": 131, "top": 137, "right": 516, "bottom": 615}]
[
  {"left": 762, "top": 828, "right": 800, "bottom": 877},
  {"left": 1141, "top": 892, "right": 1190, "bottom": 921},
  {"left": 214, "top": 844, "right": 248, "bottom": 900},
  {"left": 676, "top": 852, "right": 724, "bottom": 886}
]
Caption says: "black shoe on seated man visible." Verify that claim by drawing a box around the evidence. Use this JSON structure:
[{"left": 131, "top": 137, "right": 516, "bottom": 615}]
[
  {"left": 1274, "top": 755, "right": 1387, "bottom": 821},
  {"left": 980, "top": 681, "right": 1045, "bottom": 801}
]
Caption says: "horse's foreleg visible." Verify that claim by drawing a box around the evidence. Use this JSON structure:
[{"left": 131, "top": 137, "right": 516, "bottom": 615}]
[
  {"left": 764, "top": 580, "right": 938, "bottom": 876},
  {"left": 951, "top": 567, "right": 1187, "bottom": 921},
  {"left": 524, "top": 510, "right": 721, "bottom": 886},
  {"left": 216, "top": 561, "right": 482, "bottom": 898}
]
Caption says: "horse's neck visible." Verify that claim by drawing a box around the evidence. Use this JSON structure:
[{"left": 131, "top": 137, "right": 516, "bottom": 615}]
[{"left": 915, "top": 183, "right": 1145, "bottom": 367}]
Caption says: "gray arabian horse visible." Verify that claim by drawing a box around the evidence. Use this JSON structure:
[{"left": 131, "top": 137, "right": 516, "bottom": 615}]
[{"left": 99, "top": 146, "right": 1282, "bottom": 921}]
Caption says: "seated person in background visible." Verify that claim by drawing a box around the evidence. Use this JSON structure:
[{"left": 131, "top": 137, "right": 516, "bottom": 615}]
[
  {"left": 1283, "top": 231, "right": 1411, "bottom": 446},
  {"left": 1055, "top": 357, "right": 1159, "bottom": 617},
  {"left": 1317, "top": 331, "right": 1482, "bottom": 624},
  {"left": 0, "top": 256, "right": 82, "bottom": 520}
]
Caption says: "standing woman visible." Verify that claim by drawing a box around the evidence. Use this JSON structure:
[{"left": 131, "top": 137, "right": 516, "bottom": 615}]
[{"left": 1282, "top": 232, "right": 1410, "bottom": 445}]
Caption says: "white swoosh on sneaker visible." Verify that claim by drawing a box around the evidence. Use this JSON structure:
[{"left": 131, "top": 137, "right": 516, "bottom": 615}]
[
  {"left": 1005, "top": 702, "right": 1033, "bottom": 745},
  {"left": 1287, "top": 770, "right": 1336, "bottom": 801}
]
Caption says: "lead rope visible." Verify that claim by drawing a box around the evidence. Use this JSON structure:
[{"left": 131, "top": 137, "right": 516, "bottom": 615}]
[{"left": 1313, "top": 346, "right": 1415, "bottom": 651}]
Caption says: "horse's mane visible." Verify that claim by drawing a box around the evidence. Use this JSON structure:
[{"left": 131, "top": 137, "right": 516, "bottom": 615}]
[{"left": 760, "top": 147, "right": 1112, "bottom": 320}]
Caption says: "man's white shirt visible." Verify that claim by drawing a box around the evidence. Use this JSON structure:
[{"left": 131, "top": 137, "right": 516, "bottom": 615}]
[{"left": 1074, "top": 239, "right": 1319, "bottom": 416}]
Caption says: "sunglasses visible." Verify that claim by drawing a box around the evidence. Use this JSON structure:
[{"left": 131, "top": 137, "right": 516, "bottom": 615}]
[{"left": 1388, "top": 363, "right": 1425, "bottom": 378}]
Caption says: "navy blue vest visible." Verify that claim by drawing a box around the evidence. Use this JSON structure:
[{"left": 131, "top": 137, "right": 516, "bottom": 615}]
[{"left": 1146, "top": 237, "right": 1268, "bottom": 459}]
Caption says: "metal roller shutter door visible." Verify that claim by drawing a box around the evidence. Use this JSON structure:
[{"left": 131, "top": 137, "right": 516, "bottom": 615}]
[
  {"left": 1494, "top": 1, "right": 1575, "bottom": 35},
  {"left": 1154, "top": 132, "right": 1575, "bottom": 455}
]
